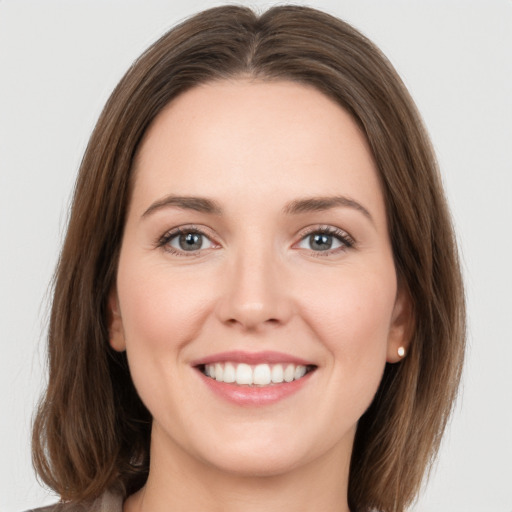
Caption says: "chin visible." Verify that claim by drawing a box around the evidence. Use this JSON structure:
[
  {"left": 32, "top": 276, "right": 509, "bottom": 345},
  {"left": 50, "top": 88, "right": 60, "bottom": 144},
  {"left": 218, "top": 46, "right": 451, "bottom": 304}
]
[
  {"left": 203, "top": 445, "right": 308, "bottom": 478},
  {"left": 187, "top": 420, "right": 347, "bottom": 479}
]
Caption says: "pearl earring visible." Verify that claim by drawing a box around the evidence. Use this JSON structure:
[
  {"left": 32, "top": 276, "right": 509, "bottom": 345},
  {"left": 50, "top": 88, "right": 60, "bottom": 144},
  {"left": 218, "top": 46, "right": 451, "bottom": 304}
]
[{"left": 397, "top": 346, "right": 406, "bottom": 358}]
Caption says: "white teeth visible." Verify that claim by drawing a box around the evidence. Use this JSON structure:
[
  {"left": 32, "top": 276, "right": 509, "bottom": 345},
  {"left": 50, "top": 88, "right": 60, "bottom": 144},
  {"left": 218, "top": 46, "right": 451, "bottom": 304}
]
[
  {"left": 236, "top": 363, "right": 253, "bottom": 385},
  {"left": 253, "top": 364, "right": 271, "bottom": 385},
  {"left": 223, "top": 362, "right": 236, "bottom": 383},
  {"left": 202, "top": 362, "right": 311, "bottom": 386},
  {"left": 284, "top": 364, "right": 295, "bottom": 383},
  {"left": 271, "top": 364, "right": 284, "bottom": 383},
  {"left": 294, "top": 365, "right": 306, "bottom": 380},
  {"left": 215, "top": 363, "right": 224, "bottom": 382}
]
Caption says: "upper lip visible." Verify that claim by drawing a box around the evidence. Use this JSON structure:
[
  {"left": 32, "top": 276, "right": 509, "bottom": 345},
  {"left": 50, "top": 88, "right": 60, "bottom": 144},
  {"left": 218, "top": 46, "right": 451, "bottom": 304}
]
[{"left": 190, "top": 350, "right": 315, "bottom": 367}]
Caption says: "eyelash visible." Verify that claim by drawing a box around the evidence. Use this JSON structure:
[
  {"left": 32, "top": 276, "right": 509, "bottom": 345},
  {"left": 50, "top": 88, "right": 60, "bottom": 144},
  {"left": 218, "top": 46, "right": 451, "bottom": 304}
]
[
  {"left": 156, "top": 225, "right": 214, "bottom": 257},
  {"left": 156, "top": 224, "right": 355, "bottom": 257},
  {"left": 297, "top": 225, "right": 355, "bottom": 256}
]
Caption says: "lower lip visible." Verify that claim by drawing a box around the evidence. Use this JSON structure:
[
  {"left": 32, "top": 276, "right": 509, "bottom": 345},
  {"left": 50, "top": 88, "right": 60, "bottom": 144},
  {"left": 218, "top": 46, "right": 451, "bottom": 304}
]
[{"left": 197, "top": 370, "right": 314, "bottom": 406}]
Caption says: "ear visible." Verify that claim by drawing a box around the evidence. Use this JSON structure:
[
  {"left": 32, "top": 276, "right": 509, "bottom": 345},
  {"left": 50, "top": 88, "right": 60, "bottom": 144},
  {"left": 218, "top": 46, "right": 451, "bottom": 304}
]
[
  {"left": 386, "top": 284, "right": 414, "bottom": 363},
  {"left": 107, "top": 288, "right": 126, "bottom": 352}
]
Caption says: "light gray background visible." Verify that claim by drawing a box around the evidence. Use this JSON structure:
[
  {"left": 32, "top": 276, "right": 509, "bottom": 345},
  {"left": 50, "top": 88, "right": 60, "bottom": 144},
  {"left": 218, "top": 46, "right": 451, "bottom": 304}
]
[{"left": 1, "top": 1, "right": 511, "bottom": 511}]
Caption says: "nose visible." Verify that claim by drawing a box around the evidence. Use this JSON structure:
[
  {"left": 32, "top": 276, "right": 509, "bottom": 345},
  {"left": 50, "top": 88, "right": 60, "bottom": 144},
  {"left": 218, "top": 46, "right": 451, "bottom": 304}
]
[{"left": 215, "top": 242, "right": 294, "bottom": 331}]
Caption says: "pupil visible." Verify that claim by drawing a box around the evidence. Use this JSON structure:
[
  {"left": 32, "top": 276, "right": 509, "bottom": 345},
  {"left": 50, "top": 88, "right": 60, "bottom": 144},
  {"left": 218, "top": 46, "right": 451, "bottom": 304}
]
[
  {"left": 180, "top": 233, "right": 202, "bottom": 251},
  {"left": 311, "top": 233, "right": 332, "bottom": 251}
]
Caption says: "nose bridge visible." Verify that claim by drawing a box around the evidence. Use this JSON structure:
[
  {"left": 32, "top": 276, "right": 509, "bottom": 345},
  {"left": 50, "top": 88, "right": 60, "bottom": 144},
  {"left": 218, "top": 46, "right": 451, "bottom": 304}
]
[{"left": 217, "top": 233, "right": 291, "bottom": 330}]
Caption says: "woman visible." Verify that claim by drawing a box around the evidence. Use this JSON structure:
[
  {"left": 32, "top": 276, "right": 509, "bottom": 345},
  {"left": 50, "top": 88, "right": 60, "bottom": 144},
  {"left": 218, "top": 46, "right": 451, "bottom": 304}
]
[{"left": 30, "top": 5, "right": 465, "bottom": 512}]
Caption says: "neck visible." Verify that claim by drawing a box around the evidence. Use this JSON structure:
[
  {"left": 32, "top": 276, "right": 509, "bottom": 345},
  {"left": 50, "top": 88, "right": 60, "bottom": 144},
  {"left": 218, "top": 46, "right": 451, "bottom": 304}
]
[{"left": 124, "top": 425, "right": 353, "bottom": 512}]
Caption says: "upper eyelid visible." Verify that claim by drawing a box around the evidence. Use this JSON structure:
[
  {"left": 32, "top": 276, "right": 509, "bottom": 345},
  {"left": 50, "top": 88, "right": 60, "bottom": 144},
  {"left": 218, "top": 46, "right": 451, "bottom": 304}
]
[
  {"left": 161, "top": 224, "right": 215, "bottom": 238},
  {"left": 297, "top": 224, "right": 347, "bottom": 235},
  {"left": 295, "top": 224, "right": 355, "bottom": 242}
]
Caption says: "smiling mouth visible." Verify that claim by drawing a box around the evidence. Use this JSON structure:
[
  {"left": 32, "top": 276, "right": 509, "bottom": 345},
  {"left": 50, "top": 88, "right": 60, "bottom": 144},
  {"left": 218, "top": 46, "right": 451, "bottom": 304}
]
[{"left": 197, "top": 362, "right": 317, "bottom": 386}]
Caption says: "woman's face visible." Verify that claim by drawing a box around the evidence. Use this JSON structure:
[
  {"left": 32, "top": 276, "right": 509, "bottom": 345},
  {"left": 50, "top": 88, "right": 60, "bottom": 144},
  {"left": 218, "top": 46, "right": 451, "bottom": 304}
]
[{"left": 110, "top": 80, "right": 410, "bottom": 477}]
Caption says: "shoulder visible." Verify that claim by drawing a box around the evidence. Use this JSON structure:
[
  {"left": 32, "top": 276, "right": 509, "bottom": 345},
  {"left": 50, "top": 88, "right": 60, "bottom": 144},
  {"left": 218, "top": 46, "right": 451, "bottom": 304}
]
[{"left": 24, "top": 490, "right": 124, "bottom": 512}]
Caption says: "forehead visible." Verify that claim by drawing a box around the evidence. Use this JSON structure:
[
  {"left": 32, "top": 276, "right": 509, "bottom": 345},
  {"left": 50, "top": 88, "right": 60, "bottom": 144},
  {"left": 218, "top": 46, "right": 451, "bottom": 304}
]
[{"left": 131, "top": 79, "right": 385, "bottom": 225}]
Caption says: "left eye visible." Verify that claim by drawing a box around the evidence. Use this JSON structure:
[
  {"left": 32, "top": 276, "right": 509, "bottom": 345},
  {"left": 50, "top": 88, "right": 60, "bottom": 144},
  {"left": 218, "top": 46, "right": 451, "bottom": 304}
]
[
  {"left": 297, "top": 231, "right": 348, "bottom": 252},
  {"left": 168, "top": 231, "right": 214, "bottom": 252}
]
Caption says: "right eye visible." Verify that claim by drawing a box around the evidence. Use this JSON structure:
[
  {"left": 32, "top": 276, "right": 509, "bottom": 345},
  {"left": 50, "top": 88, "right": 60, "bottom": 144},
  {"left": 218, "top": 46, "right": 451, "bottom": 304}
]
[{"left": 158, "top": 227, "right": 216, "bottom": 256}]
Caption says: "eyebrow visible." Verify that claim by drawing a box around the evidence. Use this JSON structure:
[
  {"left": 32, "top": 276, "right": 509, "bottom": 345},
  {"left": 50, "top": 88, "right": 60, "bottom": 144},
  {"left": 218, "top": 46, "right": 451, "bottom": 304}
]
[
  {"left": 142, "top": 195, "right": 223, "bottom": 218},
  {"left": 142, "top": 194, "right": 373, "bottom": 223},
  {"left": 283, "top": 196, "right": 373, "bottom": 223}
]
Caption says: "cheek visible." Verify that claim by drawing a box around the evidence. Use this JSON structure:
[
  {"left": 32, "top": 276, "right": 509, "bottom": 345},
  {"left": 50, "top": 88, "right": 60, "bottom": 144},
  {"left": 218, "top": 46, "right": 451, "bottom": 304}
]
[
  {"left": 115, "top": 255, "right": 220, "bottom": 424},
  {"left": 115, "top": 255, "right": 216, "bottom": 371},
  {"left": 299, "top": 261, "right": 397, "bottom": 366},
  {"left": 282, "top": 260, "right": 399, "bottom": 449}
]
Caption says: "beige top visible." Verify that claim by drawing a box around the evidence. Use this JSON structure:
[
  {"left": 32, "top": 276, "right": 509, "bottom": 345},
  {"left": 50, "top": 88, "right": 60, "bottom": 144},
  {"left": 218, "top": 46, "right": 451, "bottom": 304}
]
[{"left": 26, "top": 491, "right": 123, "bottom": 512}]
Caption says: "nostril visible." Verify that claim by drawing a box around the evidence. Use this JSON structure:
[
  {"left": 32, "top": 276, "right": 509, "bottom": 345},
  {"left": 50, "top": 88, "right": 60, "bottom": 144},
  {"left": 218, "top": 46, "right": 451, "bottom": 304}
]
[{"left": 224, "top": 316, "right": 281, "bottom": 329}]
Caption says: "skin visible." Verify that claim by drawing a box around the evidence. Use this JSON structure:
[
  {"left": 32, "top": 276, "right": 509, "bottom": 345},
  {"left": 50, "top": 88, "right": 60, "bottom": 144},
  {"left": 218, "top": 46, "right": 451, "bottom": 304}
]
[{"left": 109, "top": 79, "right": 411, "bottom": 512}]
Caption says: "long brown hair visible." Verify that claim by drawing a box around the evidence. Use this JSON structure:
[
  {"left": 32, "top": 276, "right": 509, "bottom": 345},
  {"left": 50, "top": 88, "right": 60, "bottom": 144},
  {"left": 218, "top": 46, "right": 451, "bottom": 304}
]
[{"left": 32, "top": 6, "right": 465, "bottom": 511}]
